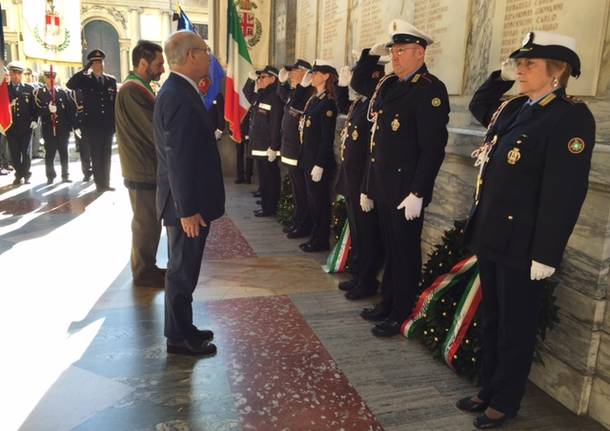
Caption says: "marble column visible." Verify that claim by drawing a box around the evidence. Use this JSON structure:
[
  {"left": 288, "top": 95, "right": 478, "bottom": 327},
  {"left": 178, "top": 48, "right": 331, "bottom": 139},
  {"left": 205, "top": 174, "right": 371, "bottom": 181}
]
[
  {"left": 119, "top": 39, "right": 130, "bottom": 81},
  {"left": 128, "top": 7, "right": 142, "bottom": 51},
  {"left": 161, "top": 10, "right": 172, "bottom": 43}
]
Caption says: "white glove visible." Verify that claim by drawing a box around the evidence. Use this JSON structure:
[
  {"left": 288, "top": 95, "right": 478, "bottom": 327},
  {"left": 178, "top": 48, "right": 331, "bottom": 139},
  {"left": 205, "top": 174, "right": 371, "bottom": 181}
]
[
  {"left": 338, "top": 66, "right": 352, "bottom": 87},
  {"left": 214, "top": 129, "right": 223, "bottom": 140},
  {"left": 530, "top": 260, "right": 555, "bottom": 281},
  {"left": 500, "top": 59, "right": 518, "bottom": 81},
  {"left": 360, "top": 193, "right": 374, "bottom": 212},
  {"left": 311, "top": 165, "right": 323, "bottom": 182},
  {"left": 267, "top": 147, "right": 277, "bottom": 162},
  {"left": 397, "top": 193, "right": 423, "bottom": 221},
  {"left": 29, "top": 121, "right": 38, "bottom": 129},
  {"left": 278, "top": 67, "right": 289, "bottom": 83},
  {"left": 48, "top": 103, "right": 57, "bottom": 114},
  {"left": 370, "top": 42, "right": 389, "bottom": 56},
  {"left": 301, "top": 72, "right": 312, "bottom": 88},
  {"left": 248, "top": 70, "right": 258, "bottom": 81},
  {"left": 74, "top": 128, "right": 82, "bottom": 139}
]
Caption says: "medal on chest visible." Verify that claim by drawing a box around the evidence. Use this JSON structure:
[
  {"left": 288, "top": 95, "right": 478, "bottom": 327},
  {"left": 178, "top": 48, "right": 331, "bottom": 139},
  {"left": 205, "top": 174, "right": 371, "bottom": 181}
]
[
  {"left": 391, "top": 118, "right": 400, "bottom": 132},
  {"left": 507, "top": 147, "right": 521, "bottom": 165}
]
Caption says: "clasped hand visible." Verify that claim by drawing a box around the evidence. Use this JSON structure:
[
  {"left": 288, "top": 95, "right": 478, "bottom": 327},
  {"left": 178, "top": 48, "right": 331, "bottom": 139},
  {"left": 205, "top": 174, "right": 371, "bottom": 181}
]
[{"left": 181, "top": 213, "right": 208, "bottom": 238}]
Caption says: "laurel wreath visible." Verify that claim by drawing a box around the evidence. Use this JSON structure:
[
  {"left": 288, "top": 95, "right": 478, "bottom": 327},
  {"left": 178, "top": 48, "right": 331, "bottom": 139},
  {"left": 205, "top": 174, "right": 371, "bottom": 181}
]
[
  {"left": 33, "top": 26, "right": 71, "bottom": 51},
  {"left": 247, "top": 19, "right": 262, "bottom": 48}
]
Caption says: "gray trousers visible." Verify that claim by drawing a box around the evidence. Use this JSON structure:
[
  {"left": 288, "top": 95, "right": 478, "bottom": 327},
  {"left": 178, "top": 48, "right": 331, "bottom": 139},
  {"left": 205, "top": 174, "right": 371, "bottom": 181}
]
[{"left": 128, "top": 188, "right": 162, "bottom": 280}]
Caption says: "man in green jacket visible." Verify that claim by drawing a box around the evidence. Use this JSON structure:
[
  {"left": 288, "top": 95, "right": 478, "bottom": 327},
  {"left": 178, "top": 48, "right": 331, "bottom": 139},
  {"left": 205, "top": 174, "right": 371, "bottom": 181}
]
[{"left": 115, "top": 40, "right": 166, "bottom": 287}]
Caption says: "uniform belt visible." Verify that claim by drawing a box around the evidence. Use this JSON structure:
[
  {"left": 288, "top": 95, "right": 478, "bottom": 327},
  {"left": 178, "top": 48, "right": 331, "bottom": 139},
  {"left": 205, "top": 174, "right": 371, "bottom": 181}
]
[{"left": 281, "top": 156, "right": 298, "bottom": 166}]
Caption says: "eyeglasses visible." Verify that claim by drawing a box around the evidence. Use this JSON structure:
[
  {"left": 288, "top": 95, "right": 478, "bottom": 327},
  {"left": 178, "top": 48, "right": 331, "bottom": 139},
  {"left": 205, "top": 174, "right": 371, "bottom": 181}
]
[{"left": 389, "top": 46, "right": 419, "bottom": 56}]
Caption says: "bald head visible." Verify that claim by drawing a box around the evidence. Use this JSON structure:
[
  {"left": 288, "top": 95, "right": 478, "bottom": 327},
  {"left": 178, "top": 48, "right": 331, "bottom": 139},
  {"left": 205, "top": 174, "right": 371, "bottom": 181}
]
[{"left": 164, "top": 30, "right": 211, "bottom": 81}]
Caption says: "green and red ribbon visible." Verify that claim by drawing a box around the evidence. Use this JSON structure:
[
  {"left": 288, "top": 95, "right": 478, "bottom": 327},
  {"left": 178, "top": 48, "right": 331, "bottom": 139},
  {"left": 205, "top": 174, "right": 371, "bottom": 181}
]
[
  {"left": 442, "top": 270, "right": 482, "bottom": 369},
  {"left": 323, "top": 220, "right": 351, "bottom": 273},
  {"left": 401, "top": 255, "right": 478, "bottom": 338}
]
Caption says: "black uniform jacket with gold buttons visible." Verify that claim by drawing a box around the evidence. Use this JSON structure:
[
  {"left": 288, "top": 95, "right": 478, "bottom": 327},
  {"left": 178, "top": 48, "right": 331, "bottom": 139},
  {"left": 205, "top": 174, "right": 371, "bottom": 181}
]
[
  {"left": 243, "top": 78, "right": 283, "bottom": 157},
  {"left": 360, "top": 63, "right": 449, "bottom": 207},
  {"left": 334, "top": 85, "right": 372, "bottom": 199},
  {"left": 33, "top": 86, "right": 77, "bottom": 138},
  {"left": 7, "top": 83, "right": 37, "bottom": 137},
  {"left": 465, "top": 70, "right": 596, "bottom": 270},
  {"left": 66, "top": 71, "right": 117, "bottom": 131},
  {"left": 299, "top": 91, "right": 338, "bottom": 172},
  {"left": 278, "top": 82, "right": 314, "bottom": 166}
]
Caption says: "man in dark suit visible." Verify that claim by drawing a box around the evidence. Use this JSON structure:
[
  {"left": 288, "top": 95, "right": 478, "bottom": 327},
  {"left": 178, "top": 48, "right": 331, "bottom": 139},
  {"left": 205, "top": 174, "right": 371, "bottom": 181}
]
[
  {"left": 67, "top": 49, "right": 117, "bottom": 192},
  {"left": 154, "top": 31, "right": 225, "bottom": 356}
]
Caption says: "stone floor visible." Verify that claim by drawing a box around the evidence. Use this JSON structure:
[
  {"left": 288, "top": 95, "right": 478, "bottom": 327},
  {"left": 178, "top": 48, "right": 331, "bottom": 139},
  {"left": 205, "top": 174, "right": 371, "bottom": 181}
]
[{"left": 0, "top": 148, "right": 605, "bottom": 430}]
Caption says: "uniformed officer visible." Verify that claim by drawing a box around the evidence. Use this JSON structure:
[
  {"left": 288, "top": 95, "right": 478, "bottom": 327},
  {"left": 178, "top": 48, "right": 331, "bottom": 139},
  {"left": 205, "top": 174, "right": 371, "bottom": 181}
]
[
  {"left": 298, "top": 60, "right": 338, "bottom": 252},
  {"left": 242, "top": 65, "right": 283, "bottom": 217},
  {"left": 24, "top": 68, "right": 44, "bottom": 159},
  {"left": 5, "top": 61, "right": 38, "bottom": 185},
  {"left": 334, "top": 50, "right": 386, "bottom": 299},
  {"left": 456, "top": 32, "right": 595, "bottom": 429},
  {"left": 33, "top": 69, "right": 77, "bottom": 184},
  {"left": 67, "top": 49, "right": 117, "bottom": 192},
  {"left": 69, "top": 88, "right": 91, "bottom": 181},
  {"left": 277, "top": 59, "right": 314, "bottom": 238},
  {"left": 357, "top": 20, "right": 450, "bottom": 336},
  {"left": 235, "top": 107, "right": 254, "bottom": 184}
]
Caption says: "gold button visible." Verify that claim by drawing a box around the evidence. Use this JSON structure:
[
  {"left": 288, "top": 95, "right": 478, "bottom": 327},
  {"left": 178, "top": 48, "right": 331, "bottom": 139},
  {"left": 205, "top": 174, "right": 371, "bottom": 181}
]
[
  {"left": 379, "top": 109, "right": 383, "bottom": 114},
  {"left": 397, "top": 168, "right": 402, "bottom": 172},
  {"left": 376, "top": 126, "right": 379, "bottom": 130},
  {"left": 507, "top": 215, "right": 513, "bottom": 220},
  {"left": 371, "top": 158, "right": 376, "bottom": 162}
]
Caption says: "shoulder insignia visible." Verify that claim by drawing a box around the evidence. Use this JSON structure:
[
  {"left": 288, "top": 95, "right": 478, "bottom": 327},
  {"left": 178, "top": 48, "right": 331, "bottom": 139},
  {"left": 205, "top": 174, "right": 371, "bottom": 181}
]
[
  {"left": 326, "top": 110, "right": 334, "bottom": 117},
  {"left": 420, "top": 73, "right": 433, "bottom": 83},
  {"left": 567, "top": 137, "right": 585, "bottom": 154},
  {"left": 431, "top": 97, "right": 442, "bottom": 107},
  {"left": 411, "top": 73, "right": 421, "bottom": 83},
  {"left": 538, "top": 93, "right": 557, "bottom": 107},
  {"left": 562, "top": 95, "right": 583, "bottom": 105}
]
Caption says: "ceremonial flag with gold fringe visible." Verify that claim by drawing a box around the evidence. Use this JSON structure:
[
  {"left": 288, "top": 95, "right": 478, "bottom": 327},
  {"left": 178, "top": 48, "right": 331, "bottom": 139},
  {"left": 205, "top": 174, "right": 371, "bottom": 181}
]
[{"left": 0, "top": 4, "right": 12, "bottom": 135}]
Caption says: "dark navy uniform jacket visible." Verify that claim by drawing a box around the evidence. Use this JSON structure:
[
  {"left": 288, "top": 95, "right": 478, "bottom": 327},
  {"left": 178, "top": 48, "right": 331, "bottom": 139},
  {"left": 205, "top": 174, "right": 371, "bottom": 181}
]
[
  {"left": 299, "top": 91, "right": 338, "bottom": 172},
  {"left": 33, "top": 86, "right": 76, "bottom": 138},
  {"left": 7, "top": 83, "right": 37, "bottom": 137},
  {"left": 242, "top": 79, "right": 283, "bottom": 157},
  {"left": 66, "top": 71, "right": 117, "bottom": 131},
  {"left": 466, "top": 70, "right": 596, "bottom": 270},
  {"left": 357, "top": 61, "right": 449, "bottom": 207},
  {"left": 277, "top": 82, "right": 314, "bottom": 167}
]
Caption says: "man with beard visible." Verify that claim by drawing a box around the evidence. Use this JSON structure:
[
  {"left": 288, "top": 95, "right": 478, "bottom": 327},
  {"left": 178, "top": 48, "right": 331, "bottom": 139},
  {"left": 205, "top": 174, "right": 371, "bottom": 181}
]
[{"left": 115, "top": 40, "right": 167, "bottom": 288}]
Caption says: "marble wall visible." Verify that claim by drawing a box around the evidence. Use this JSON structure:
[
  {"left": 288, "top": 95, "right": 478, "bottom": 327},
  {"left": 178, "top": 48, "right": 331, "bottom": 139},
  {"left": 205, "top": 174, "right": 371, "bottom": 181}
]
[{"left": 272, "top": 0, "right": 610, "bottom": 427}]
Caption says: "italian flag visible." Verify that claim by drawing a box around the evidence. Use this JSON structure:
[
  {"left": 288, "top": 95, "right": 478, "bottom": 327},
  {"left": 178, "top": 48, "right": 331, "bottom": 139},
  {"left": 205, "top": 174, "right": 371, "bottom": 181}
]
[{"left": 225, "top": 1, "right": 253, "bottom": 144}]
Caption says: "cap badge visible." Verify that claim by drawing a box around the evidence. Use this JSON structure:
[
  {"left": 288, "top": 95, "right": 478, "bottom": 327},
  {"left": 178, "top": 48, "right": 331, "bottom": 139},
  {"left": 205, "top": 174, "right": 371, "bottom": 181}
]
[
  {"left": 431, "top": 97, "right": 441, "bottom": 107},
  {"left": 352, "top": 129, "right": 359, "bottom": 140},
  {"left": 326, "top": 110, "right": 334, "bottom": 117}
]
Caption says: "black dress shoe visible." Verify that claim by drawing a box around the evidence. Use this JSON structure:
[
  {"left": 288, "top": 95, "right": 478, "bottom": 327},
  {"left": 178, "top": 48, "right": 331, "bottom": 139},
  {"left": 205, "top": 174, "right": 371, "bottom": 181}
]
[
  {"left": 456, "top": 396, "right": 489, "bottom": 413},
  {"left": 47, "top": 178, "right": 54, "bottom": 185},
  {"left": 282, "top": 224, "right": 295, "bottom": 233},
  {"left": 473, "top": 413, "right": 511, "bottom": 429},
  {"left": 105, "top": 186, "right": 116, "bottom": 191},
  {"left": 256, "top": 199, "right": 262, "bottom": 205},
  {"left": 61, "top": 178, "right": 72, "bottom": 183},
  {"left": 12, "top": 177, "right": 22, "bottom": 185},
  {"left": 286, "top": 228, "right": 310, "bottom": 239},
  {"left": 191, "top": 326, "right": 214, "bottom": 342},
  {"left": 300, "top": 242, "right": 329, "bottom": 253},
  {"left": 254, "top": 209, "right": 275, "bottom": 217},
  {"left": 338, "top": 279, "right": 356, "bottom": 291},
  {"left": 252, "top": 191, "right": 261, "bottom": 198},
  {"left": 83, "top": 175, "right": 91, "bottom": 182},
  {"left": 245, "top": 178, "right": 252, "bottom": 184},
  {"left": 372, "top": 319, "right": 402, "bottom": 337},
  {"left": 345, "top": 285, "right": 377, "bottom": 300},
  {"left": 167, "top": 338, "right": 217, "bottom": 356},
  {"left": 234, "top": 178, "right": 245, "bottom": 184},
  {"left": 360, "top": 303, "right": 390, "bottom": 321}
]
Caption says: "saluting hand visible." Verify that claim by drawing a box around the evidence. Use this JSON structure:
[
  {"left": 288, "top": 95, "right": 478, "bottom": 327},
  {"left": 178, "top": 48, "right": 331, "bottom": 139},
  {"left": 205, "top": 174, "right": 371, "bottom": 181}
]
[
  {"left": 338, "top": 66, "right": 352, "bottom": 87},
  {"left": 181, "top": 213, "right": 208, "bottom": 238},
  {"left": 369, "top": 42, "right": 389, "bottom": 57},
  {"left": 300, "top": 72, "right": 313, "bottom": 88},
  {"left": 397, "top": 193, "right": 423, "bottom": 221},
  {"left": 278, "top": 67, "right": 289, "bottom": 84}
]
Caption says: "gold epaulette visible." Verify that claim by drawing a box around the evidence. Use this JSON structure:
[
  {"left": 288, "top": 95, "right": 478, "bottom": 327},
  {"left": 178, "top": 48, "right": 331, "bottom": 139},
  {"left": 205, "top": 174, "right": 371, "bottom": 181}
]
[
  {"left": 420, "top": 73, "right": 432, "bottom": 83},
  {"left": 562, "top": 94, "right": 583, "bottom": 105}
]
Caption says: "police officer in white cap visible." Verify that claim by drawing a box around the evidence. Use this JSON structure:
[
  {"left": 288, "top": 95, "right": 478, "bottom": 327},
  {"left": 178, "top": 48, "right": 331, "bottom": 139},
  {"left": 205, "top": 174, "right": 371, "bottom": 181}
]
[
  {"left": 456, "top": 31, "right": 595, "bottom": 429},
  {"left": 5, "top": 61, "right": 38, "bottom": 185},
  {"left": 357, "top": 20, "right": 450, "bottom": 337}
]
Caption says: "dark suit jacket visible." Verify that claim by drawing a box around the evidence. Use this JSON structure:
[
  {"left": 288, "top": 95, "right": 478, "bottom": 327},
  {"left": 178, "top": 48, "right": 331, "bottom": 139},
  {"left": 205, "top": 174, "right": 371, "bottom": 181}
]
[{"left": 154, "top": 73, "right": 225, "bottom": 226}]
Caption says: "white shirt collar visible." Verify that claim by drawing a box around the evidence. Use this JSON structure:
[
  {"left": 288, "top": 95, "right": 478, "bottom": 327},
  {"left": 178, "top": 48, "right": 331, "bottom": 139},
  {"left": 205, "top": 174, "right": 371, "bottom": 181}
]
[{"left": 172, "top": 71, "right": 200, "bottom": 94}]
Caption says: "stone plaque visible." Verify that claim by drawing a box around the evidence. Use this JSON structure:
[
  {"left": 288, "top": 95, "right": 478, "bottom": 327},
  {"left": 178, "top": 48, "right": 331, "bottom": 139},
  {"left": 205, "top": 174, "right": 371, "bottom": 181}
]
[
  {"left": 295, "top": 0, "right": 318, "bottom": 61},
  {"left": 488, "top": 0, "right": 609, "bottom": 96},
  {"left": 317, "top": 0, "right": 349, "bottom": 67},
  {"left": 351, "top": 0, "right": 470, "bottom": 94}
]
